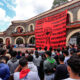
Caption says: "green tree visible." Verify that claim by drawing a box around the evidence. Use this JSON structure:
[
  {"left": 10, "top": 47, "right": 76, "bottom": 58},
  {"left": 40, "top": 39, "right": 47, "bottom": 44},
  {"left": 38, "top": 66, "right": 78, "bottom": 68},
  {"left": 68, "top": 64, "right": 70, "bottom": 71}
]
[{"left": 52, "top": 0, "right": 68, "bottom": 8}]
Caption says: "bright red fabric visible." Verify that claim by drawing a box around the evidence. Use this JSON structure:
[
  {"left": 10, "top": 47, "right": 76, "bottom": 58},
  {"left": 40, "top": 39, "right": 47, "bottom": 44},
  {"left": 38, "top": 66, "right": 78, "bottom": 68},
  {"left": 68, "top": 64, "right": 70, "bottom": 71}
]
[
  {"left": 20, "top": 69, "right": 30, "bottom": 79},
  {"left": 35, "top": 10, "right": 67, "bottom": 49}
]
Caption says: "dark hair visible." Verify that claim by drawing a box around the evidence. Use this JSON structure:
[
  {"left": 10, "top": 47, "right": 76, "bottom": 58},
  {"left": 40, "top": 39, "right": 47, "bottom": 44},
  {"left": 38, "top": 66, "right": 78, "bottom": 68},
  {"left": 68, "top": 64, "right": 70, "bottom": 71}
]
[
  {"left": 41, "top": 54, "right": 46, "bottom": 60},
  {"left": 72, "top": 45, "right": 74, "bottom": 48},
  {"left": 0, "top": 56, "right": 7, "bottom": 63},
  {"left": 39, "top": 47, "right": 42, "bottom": 50},
  {"left": 35, "top": 47, "right": 38, "bottom": 50},
  {"left": 67, "top": 53, "right": 80, "bottom": 76},
  {"left": 22, "top": 53, "right": 25, "bottom": 57},
  {"left": 44, "top": 46, "right": 47, "bottom": 51},
  {"left": 35, "top": 51, "right": 39, "bottom": 58},
  {"left": 0, "top": 49, "right": 3, "bottom": 55},
  {"left": 28, "top": 55, "right": 33, "bottom": 62},
  {"left": 62, "top": 47, "right": 64, "bottom": 50},
  {"left": 66, "top": 46, "right": 69, "bottom": 50},
  {"left": 19, "top": 57, "right": 28, "bottom": 67},
  {"left": 77, "top": 46, "right": 80, "bottom": 50},
  {"left": 8, "top": 48, "right": 13, "bottom": 54},
  {"left": 46, "top": 51, "right": 52, "bottom": 57},
  {"left": 26, "top": 50, "right": 28, "bottom": 53},
  {"left": 70, "top": 51, "right": 74, "bottom": 56},
  {"left": 11, "top": 51, "right": 17, "bottom": 57},
  {"left": 1, "top": 49, "right": 6, "bottom": 55},
  {"left": 17, "top": 51, "right": 21, "bottom": 55},
  {"left": 58, "top": 55, "right": 65, "bottom": 62},
  {"left": 57, "top": 48, "right": 60, "bottom": 53},
  {"left": 54, "top": 49, "right": 56, "bottom": 51},
  {"left": 63, "top": 50, "right": 69, "bottom": 56},
  {"left": 49, "top": 47, "right": 52, "bottom": 51}
]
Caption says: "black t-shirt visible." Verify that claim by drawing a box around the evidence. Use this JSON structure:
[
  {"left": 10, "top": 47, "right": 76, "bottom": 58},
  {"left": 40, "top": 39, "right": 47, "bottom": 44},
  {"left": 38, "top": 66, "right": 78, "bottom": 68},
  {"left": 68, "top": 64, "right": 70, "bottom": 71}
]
[{"left": 54, "top": 64, "right": 69, "bottom": 80}]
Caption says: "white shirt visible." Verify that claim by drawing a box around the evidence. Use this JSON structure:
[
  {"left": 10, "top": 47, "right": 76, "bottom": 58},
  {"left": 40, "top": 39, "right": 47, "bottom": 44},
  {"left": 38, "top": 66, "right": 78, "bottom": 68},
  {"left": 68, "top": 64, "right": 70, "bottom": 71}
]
[
  {"left": 14, "top": 71, "right": 40, "bottom": 80},
  {"left": 28, "top": 62, "right": 38, "bottom": 72},
  {"left": 64, "top": 56, "right": 70, "bottom": 65}
]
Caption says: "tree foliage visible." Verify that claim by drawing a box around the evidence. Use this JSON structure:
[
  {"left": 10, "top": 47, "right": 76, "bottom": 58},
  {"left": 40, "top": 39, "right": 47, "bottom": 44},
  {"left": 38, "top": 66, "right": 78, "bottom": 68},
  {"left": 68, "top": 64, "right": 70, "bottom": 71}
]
[{"left": 52, "top": 0, "right": 68, "bottom": 8}]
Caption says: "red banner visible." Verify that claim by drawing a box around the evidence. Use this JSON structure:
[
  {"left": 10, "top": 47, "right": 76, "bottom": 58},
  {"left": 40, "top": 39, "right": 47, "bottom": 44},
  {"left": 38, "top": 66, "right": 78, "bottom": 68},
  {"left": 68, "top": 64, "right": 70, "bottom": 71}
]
[{"left": 35, "top": 10, "right": 67, "bottom": 49}]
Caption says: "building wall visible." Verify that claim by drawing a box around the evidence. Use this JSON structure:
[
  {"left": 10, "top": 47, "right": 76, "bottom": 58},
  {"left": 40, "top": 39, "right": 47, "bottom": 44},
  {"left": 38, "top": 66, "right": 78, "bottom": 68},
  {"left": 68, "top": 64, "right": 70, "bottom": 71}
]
[{"left": 0, "top": 0, "right": 80, "bottom": 46}]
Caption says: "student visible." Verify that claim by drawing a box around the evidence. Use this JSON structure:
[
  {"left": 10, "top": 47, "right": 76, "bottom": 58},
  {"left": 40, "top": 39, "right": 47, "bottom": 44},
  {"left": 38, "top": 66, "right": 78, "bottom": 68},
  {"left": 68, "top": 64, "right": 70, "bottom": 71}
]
[
  {"left": 16, "top": 51, "right": 21, "bottom": 59},
  {"left": 54, "top": 55, "right": 69, "bottom": 80},
  {"left": 64, "top": 52, "right": 80, "bottom": 80},
  {"left": 43, "top": 51, "right": 57, "bottom": 80},
  {"left": 14, "top": 57, "right": 40, "bottom": 80},
  {"left": 27, "top": 55, "right": 38, "bottom": 72},
  {"left": 0, "top": 57, "right": 10, "bottom": 80},
  {"left": 7, "top": 51, "right": 19, "bottom": 75},
  {"left": 63, "top": 50, "right": 70, "bottom": 65}
]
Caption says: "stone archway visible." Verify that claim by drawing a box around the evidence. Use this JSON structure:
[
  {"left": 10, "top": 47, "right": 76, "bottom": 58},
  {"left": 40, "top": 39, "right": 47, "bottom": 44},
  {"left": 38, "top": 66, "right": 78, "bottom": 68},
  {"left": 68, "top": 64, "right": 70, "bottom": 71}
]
[
  {"left": 67, "top": 11, "right": 73, "bottom": 23},
  {"left": 15, "top": 37, "right": 25, "bottom": 45},
  {"left": 15, "top": 26, "right": 25, "bottom": 32},
  {"left": 5, "top": 37, "right": 12, "bottom": 45},
  {"left": 0, "top": 38, "right": 3, "bottom": 44},
  {"left": 0, "top": 37, "right": 5, "bottom": 44},
  {"left": 0, "top": 38, "right": 3, "bottom": 47},
  {"left": 28, "top": 23, "right": 35, "bottom": 31},
  {"left": 77, "top": 9, "right": 80, "bottom": 21},
  {"left": 66, "top": 29, "right": 80, "bottom": 46},
  {"left": 27, "top": 35, "right": 35, "bottom": 44}
]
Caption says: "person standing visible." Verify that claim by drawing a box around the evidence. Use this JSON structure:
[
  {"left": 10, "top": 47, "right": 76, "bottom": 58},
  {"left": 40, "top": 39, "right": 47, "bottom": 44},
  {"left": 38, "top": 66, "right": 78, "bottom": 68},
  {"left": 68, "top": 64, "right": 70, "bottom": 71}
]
[
  {"left": 0, "top": 57, "right": 10, "bottom": 80},
  {"left": 43, "top": 51, "right": 57, "bottom": 80},
  {"left": 7, "top": 51, "right": 19, "bottom": 75},
  {"left": 14, "top": 57, "right": 40, "bottom": 80},
  {"left": 64, "top": 52, "right": 80, "bottom": 80},
  {"left": 54, "top": 55, "right": 69, "bottom": 80}
]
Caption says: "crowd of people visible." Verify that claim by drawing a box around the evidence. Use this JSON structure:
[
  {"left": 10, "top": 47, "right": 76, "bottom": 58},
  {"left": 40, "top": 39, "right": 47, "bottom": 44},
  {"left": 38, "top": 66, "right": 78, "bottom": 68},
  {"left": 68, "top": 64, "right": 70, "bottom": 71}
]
[{"left": 0, "top": 44, "right": 80, "bottom": 80}]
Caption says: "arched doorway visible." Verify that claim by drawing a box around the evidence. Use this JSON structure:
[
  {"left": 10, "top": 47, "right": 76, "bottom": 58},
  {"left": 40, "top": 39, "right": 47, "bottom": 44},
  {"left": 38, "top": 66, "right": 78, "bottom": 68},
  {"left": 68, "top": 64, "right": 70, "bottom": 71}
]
[
  {"left": 66, "top": 29, "right": 80, "bottom": 46},
  {"left": 66, "top": 14, "right": 70, "bottom": 24},
  {"left": 69, "top": 32, "right": 80, "bottom": 46},
  {"left": 0, "top": 38, "right": 3, "bottom": 48},
  {"left": 6, "top": 38, "right": 10, "bottom": 46},
  {"left": 30, "top": 25, "right": 34, "bottom": 31},
  {"left": 0, "top": 38, "right": 3, "bottom": 44},
  {"left": 17, "top": 27, "right": 23, "bottom": 33},
  {"left": 29, "top": 37, "right": 35, "bottom": 44},
  {"left": 67, "top": 11, "right": 73, "bottom": 23},
  {"left": 16, "top": 38, "right": 24, "bottom": 45},
  {"left": 28, "top": 23, "right": 34, "bottom": 31}
]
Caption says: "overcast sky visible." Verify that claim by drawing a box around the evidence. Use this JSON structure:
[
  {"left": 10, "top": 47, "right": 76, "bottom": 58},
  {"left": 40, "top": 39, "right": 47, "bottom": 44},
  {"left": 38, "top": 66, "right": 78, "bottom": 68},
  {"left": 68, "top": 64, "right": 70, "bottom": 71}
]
[
  {"left": 0, "top": 0, "right": 72, "bottom": 32},
  {"left": 0, "top": 0, "right": 54, "bottom": 32}
]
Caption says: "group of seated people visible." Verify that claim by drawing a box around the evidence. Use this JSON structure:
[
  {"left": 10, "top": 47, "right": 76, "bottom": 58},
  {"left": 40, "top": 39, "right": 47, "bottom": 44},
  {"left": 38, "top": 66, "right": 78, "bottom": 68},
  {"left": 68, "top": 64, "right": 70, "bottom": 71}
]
[{"left": 0, "top": 44, "right": 80, "bottom": 80}]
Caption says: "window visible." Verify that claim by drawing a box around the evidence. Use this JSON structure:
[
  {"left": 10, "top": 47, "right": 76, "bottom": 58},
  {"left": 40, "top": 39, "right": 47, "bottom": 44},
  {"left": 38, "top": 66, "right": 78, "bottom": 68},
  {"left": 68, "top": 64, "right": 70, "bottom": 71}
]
[
  {"left": 29, "top": 37, "right": 35, "bottom": 44},
  {"left": 17, "top": 27, "right": 23, "bottom": 33},
  {"left": 30, "top": 25, "right": 34, "bottom": 31},
  {"left": 16, "top": 38, "right": 23, "bottom": 44},
  {"left": 66, "top": 14, "right": 70, "bottom": 24},
  {"left": 0, "top": 38, "right": 3, "bottom": 44}
]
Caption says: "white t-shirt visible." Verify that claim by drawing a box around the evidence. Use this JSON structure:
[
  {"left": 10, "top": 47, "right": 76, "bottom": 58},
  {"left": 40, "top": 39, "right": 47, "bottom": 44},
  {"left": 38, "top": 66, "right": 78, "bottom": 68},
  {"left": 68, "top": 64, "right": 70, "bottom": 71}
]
[
  {"left": 28, "top": 62, "right": 38, "bottom": 72},
  {"left": 14, "top": 71, "right": 40, "bottom": 80},
  {"left": 64, "top": 78, "right": 80, "bottom": 80}
]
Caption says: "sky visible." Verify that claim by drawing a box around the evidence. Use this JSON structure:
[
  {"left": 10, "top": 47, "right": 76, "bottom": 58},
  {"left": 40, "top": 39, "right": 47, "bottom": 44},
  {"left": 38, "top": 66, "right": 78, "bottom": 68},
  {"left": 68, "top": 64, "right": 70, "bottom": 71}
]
[
  {"left": 0, "top": 0, "right": 54, "bottom": 32},
  {"left": 0, "top": 0, "right": 72, "bottom": 32}
]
